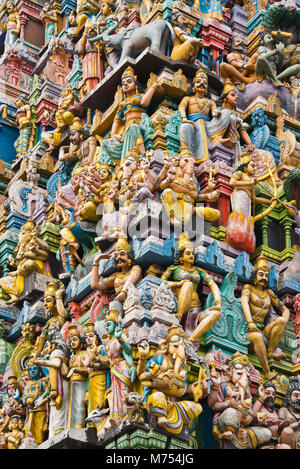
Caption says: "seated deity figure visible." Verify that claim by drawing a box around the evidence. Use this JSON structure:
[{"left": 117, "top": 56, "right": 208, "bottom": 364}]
[
  {"left": 170, "top": 9, "right": 203, "bottom": 63},
  {"left": 241, "top": 255, "right": 290, "bottom": 381},
  {"left": 278, "top": 377, "right": 300, "bottom": 449},
  {"left": 99, "top": 67, "right": 161, "bottom": 166},
  {"left": 178, "top": 69, "right": 232, "bottom": 163},
  {"left": 220, "top": 33, "right": 258, "bottom": 89},
  {"left": 58, "top": 117, "right": 97, "bottom": 166},
  {"left": 208, "top": 352, "right": 273, "bottom": 449},
  {"left": 161, "top": 232, "right": 222, "bottom": 343},
  {"left": 137, "top": 325, "right": 206, "bottom": 434},
  {"left": 91, "top": 234, "right": 142, "bottom": 317},
  {"left": 0, "top": 220, "right": 50, "bottom": 304},
  {"left": 159, "top": 149, "right": 220, "bottom": 225}
]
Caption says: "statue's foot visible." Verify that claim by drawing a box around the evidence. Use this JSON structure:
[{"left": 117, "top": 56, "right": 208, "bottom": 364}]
[
  {"left": 265, "top": 371, "right": 278, "bottom": 380},
  {"left": 268, "top": 351, "right": 286, "bottom": 361}
]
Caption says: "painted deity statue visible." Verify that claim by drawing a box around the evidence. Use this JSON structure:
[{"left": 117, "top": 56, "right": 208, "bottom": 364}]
[
  {"left": 58, "top": 117, "right": 97, "bottom": 166},
  {"left": 170, "top": 9, "right": 203, "bottom": 63},
  {"left": 208, "top": 352, "right": 273, "bottom": 449},
  {"left": 178, "top": 69, "right": 232, "bottom": 163},
  {"left": 252, "top": 381, "right": 292, "bottom": 448},
  {"left": 0, "top": 220, "right": 50, "bottom": 304},
  {"left": 42, "top": 86, "right": 77, "bottom": 149},
  {"left": 161, "top": 232, "right": 222, "bottom": 343},
  {"left": 22, "top": 362, "right": 49, "bottom": 446},
  {"left": 91, "top": 234, "right": 142, "bottom": 317},
  {"left": 226, "top": 153, "right": 275, "bottom": 254},
  {"left": 256, "top": 31, "right": 300, "bottom": 87},
  {"left": 66, "top": 325, "right": 89, "bottom": 429},
  {"left": 76, "top": 18, "right": 102, "bottom": 92},
  {"left": 159, "top": 149, "right": 220, "bottom": 225},
  {"left": 33, "top": 282, "right": 69, "bottom": 357},
  {"left": 40, "top": 2, "right": 58, "bottom": 44},
  {"left": 220, "top": 33, "right": 257, "bottom": 89},
  {"left": 0, "top": 95, "right": 36, "bottom": 159},
  {"left": 83, "top": 321, "right": 110, "bottom": 421},
  {"left": 99, "top": 66, "right": 161, "bottom": 166},
  {"left": 278, "top": 377, "right": 300, "bottom": 449},
  {"left": 293, "top": 293, "right": 300, "bottom": 364},
  {"left": 0, "top": 1, "right": 20, "bottom": 55},
  {"left": 103, "top": 308, "right": 136, "bottom": 424},
  {"left": 4, "top": 415, "right": 24, "bottom": 449},
  {"left": 36, "top": 325, "right": 70, "bottom": 438},
  {"left": 241, "top": 255, "right": 290, "bottom": 380},
  {"left": 68, "top": 0, "right": 100, "bottom": 40},
  {"left": 137, "top": 325, "right": 205, "bottom": 435},
  {"left": 1, "top": 375, "right": 24, "bottom": 418}
]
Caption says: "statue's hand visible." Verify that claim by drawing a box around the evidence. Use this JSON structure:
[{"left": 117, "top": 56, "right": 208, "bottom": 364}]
[
  {"left": 246, "top": 143, "right": 255, "bottom": 152},
  {"left": 112, "top": 134, "right": 123, "bottom": 141},
  {"left": 137, "top": 340, "right": 150, "bottom": 359},
  {"left": 212, "top": 110, "right": 221, "bottom": 118},
  {"left": 210, "top": 371, "right": 221, "bottom": 389},
  {"left": 248, "top": 322, "right": 261, "bottom": 333}
]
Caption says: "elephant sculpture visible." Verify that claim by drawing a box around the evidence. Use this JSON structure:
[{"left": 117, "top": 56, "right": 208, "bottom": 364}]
[{"left": 102, "top": 19, "right": 171, "bottom": 63}]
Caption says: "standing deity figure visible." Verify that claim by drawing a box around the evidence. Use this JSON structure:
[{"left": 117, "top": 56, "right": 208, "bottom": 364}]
[
  {"left": 0, "top": 1, "right": 20, "bottom": 55},
  {"left": 241, "top": 255, "right": 290, "bottom": 380},
  {"left": 99, "top": 66, "right": 160, "bottom": 166},
  {"left": 170, "top": 9, "right": 203, "bottom": 63},
  {"left": 137, "top": 326, "right": 205, "bottom": 435},
  {"left": 91, "top": 234, "right": 142, "bottom": 317},
  {"left": 40, "top": 2, "right": 58, "bottom": 44},
  {"left": 103, "top": 308, "right": 136, "bottom": 424},
  {"left": 179, "top": 69, "right": 232, "bottom": 163},
  {"left": 159, "top": 149, "right": 220, "bottom": 225},
  {"left": 0, "top": 95, "right": 36, "bottom": 158},
  {"left": 66, "top": 325, "right": 89, "bottom": 429},
  {"left": 278, "top": 377, "right": 300, "bottom": 449},
  {"left": 220, "top": 34, "right": 257, "bottom": 89},
  {"left": 36, "top": 325, "right": 70, "bottom": 439},
  {"left": 208, "top": 352, "right": 272, "bottom": 449},
  {"left": 33, "top": 282, "right": 69, "bottom": 357},
  {"left": 76, "top": 18, "right": 102, "bottom": 93},
  {"left": 226, "top": 153, "right": 275, "bottom": 254},
  {"left": 161, "top": 232, "right": 222, "bottom": 343},
  {"left": 84, "top": 321, "right": 110, "bottom": 421},
  {"left": 4, "top": 415, "right": 24, "bottom": 449},
  {"left": 252, "top": 381, "right": 292, "bottom": 448},
  {"left": 0, "top": 220, "right": 50, "bottom": 304},
  {"left": 22, "top": 362, "right": 49, "bottom": 446}
]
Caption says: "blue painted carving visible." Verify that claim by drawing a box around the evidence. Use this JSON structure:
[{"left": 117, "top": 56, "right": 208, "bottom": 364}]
[
  {"left": 47, "top": 161, "right": 73, "bottom": 204},
  {"left": 132, "top": 234, "right": 176, "bottom": 267},
  {"left": 269, "top": 263, "right": 278, "bottom": 292},
  {"left": 136, "top": 275, "right": 177, "bottom": 313},
  {"left": 19, "top": 188, "right": 33, "bottom": 213},
  {"left": 250, "top": 108, "right": 281, "bottom": 164},
  {"left": 205, "top": 241, "right": 227, "bottom": 271},
  {"left": 234, "top": 251, "right": 253, "bottom": 281}
]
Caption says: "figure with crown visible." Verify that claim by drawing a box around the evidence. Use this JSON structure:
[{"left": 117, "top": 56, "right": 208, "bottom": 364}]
[
  {"left": 208, "top": 352, "right": 273, "bottom": 449},
  {"left": 66, "top": 325, "right": 89, "bottom": 429},
  {"left": 161, "top": 232, "right": 222, "bottom": 343},
  {"left": 178, "top": 69, "right": 232, "bottom": 163},
  {"left": 241, "top": 256, "right": 290, "bottom": 380},
  {"left": 91, "top": 233, "right": 142, "bottom": 317},
  {"left": 0, "top": 220, "right": 50, "bottom": 304},
  {"left": 137, "top": 324, "right": 205, "bottom": 435},
  {"left": 83, "top": 321, "right": 110, "bottom": 421},
  {"left": 226, "top": 153, "right": 276, "bottom": 254},
  {"left": 102, "top": 304, "right": 136, "bottom": 426},
  {"left": 99, "top": 66, "right": 161, "bottom": 166},
  {"left": 58, "top": 117, "right": 97, "bottom": 166}
]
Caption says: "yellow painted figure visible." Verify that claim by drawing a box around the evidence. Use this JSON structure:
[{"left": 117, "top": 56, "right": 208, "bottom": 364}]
[
  {"left": 0, "top": 220, "right": 50, "bottom": 304},
  {"left": 161, "top": 232, "right": 222, "bottom": 342},
  {"left": 137, "top": 326, "right": 205, "bottom": 434},
  {"left": 84, "top": 322, "right": 110, "bottom": 420},
  {"left": 22, "top": 363, "right": 49, "bottom": 445},
  {"left": 5, "top": 416, "right": 24, "bottom": 449}
]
